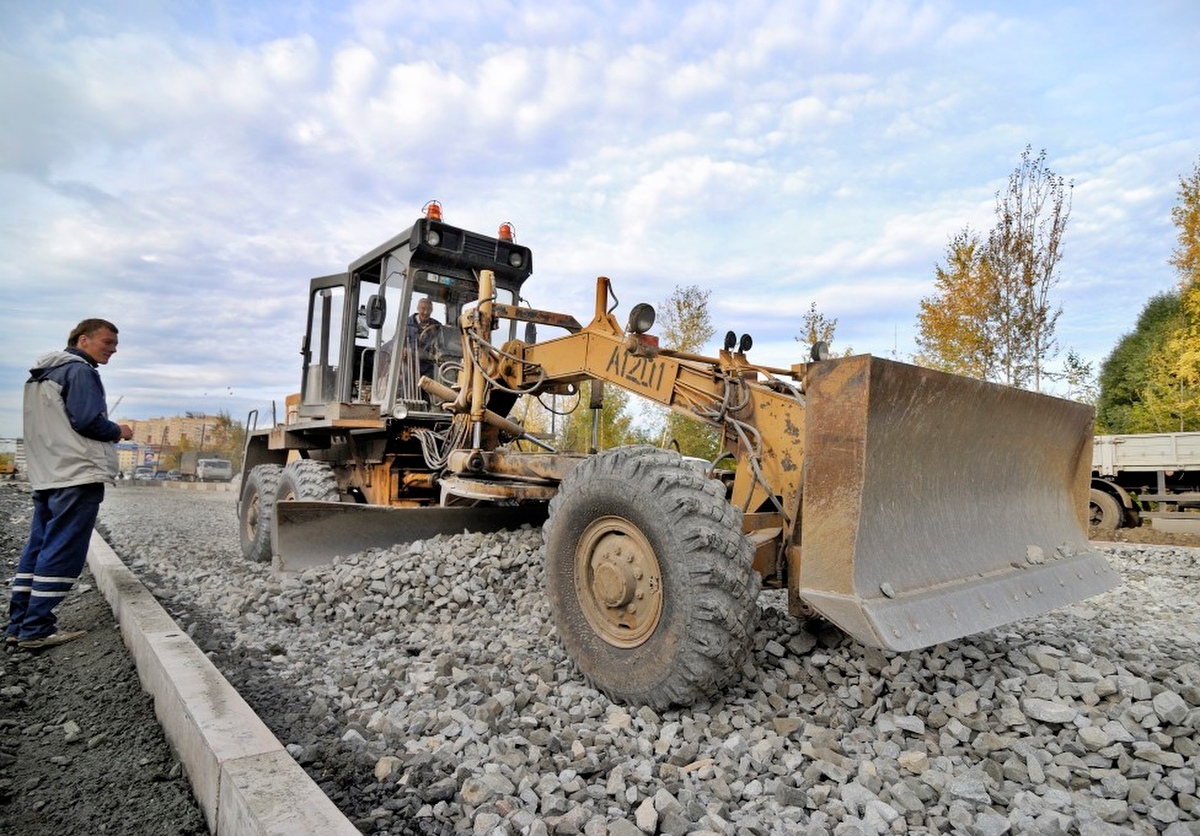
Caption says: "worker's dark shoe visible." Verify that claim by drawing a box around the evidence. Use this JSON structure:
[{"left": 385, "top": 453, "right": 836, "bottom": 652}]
[{"left": 18, "top": 629, "right": 88, "bottom": 649}]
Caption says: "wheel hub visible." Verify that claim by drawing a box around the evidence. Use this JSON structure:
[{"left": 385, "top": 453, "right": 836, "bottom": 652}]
[{"left": 575, "top": 516, "right": 662, "bottom": 648}]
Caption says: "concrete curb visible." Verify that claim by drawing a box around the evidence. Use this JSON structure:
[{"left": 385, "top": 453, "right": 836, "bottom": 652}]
[{"left": 86, "top": 531, "right": 360, "bottom": 836}]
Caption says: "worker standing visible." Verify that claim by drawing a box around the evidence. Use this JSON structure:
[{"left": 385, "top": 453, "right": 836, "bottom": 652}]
[{"left": 5, "top": 318, "right": 133, "bottom": 649}]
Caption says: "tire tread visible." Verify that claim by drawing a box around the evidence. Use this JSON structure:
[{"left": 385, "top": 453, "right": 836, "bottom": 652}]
[{"left": 545, "top": 445, "right": 760, "bottom": 708}]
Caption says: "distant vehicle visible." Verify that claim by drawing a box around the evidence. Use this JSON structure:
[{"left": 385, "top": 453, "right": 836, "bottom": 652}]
[
  {"left": 133, "top": 466, "right": 156, "bottom": 481},
  {"left": 166, "top": 469, "right": 183, "bottom": 481},
  {"left": 179, "top": 450, "right": 223, "bottom": 481},
  {"left": 196, "top": 458, "right": 233, "bottom": 482},
  {"left": 1091, "top": 432, "right": 1200, "bottom": 529}
]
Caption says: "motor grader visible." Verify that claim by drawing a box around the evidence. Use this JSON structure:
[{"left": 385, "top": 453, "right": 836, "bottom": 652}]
[{"left": 238, "top": 205, "right": 1118, "bottom": 708}]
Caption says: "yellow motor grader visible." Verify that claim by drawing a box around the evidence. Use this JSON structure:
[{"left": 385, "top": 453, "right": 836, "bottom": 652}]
[{"left": 239, "top": 205, "right": 1117, "bottom": 708}]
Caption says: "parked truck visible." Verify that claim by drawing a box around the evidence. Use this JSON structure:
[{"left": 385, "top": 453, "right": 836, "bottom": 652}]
[
  {"left": 196, "top": 458, "right": 233, "bottom": 482},
  {"left": 180, "top": 450, "right": 222, "bottom": 481},
  {"left": 1090, "top": 432, "right": 1200, "bottom": 530},
  {"left": 238, "top": 204, "right": 1117, "bottom": 708}
]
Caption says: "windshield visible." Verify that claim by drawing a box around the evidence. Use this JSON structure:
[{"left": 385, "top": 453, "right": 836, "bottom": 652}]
[{"left": 368, "top": 273, "right": 516, "bottom": 409}]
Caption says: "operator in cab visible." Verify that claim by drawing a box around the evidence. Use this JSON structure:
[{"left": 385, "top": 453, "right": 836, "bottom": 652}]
[{"left": 375, "top": 297, "right": 442, "bottom": 399}]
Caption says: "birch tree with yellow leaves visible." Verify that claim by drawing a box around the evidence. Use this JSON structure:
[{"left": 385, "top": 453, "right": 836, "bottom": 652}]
[{"left": 915, "top": 147, "right": 1072, "bottom": 391}]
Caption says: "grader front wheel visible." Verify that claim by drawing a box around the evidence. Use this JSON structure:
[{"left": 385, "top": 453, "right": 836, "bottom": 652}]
[
  {"left": 239, "top": 464, "right": 282, "bottom": 563},
  {"left": 544, "top": 446, "right": 760, "bottom": 709}
]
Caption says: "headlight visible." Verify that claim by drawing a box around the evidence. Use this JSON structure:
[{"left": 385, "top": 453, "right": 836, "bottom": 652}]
[
  {"left": 627, "top": 303, "right": 656, "bottom": 335},
  {"left": 508, "top": 251, "right": 523, "bottom": 267},
  {"left": 425, "top": 229, "right": 441, "bottom": 247}
]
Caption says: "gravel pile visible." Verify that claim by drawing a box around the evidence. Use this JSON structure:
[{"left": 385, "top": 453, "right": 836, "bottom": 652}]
[{"left": 98, "top": 486, "right": 1200, "bottom": 836}]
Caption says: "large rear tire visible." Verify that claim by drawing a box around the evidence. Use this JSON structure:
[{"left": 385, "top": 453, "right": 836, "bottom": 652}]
[
  {"left": 277, "top": 460, "right": 340, "bottom": 503},
  {"left": 544, "top": 446, "right": 759, "bottom": 709},
  {"left": 1089, "top": 488, "right": 1123, "bottom": 530},
  {"left": 240, "top": 464, "right": 282, "bottom": 563}
]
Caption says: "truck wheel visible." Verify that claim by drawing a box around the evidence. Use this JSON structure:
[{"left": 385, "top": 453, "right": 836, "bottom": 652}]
[
  {"left": 544, "top": 446, "right": 760, "bottom": 708},
  {"left": 240, "top": 465, "right": 282, "bottom": 563},
  {"left": 1089, "top": 488, "right": 1123, "bottom": 530},
  {"left": 277, "top": 460, "right": 340, "bottom": 503}
]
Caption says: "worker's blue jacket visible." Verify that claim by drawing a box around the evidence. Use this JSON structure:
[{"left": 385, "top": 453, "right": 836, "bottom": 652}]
[{"left": 23, "top": 349, "right": 122, "bottom": 489}]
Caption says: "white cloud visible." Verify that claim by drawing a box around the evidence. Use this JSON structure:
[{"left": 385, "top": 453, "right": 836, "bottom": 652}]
[{"left": 1, "top": 0, "right": 1198, "bottom": 436}]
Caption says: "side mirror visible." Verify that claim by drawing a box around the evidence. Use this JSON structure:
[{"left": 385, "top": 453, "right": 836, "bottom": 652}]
[
  {"left": 525, "top": 321, "right": 538, "bottom": 344},
  {"left": 366, "top": 295, "right": 387, "bottom": 329}
]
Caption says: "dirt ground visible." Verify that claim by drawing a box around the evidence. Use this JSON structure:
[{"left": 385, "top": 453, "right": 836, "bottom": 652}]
[
  {"left": 0, "top": 484, "right": 207, "bottom": 835},
  {"left": 1087, "top": 522, "right": 1200, "bottom": 548}
]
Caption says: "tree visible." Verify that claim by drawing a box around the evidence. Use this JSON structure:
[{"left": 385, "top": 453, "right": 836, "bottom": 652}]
[
  {"left": 1170, "top": 159, "right": 1200, "bottom": 288},
  {"left": 208, "top": 411, "right": 247, "bottom": 469},
  {"left": 915, "top": 147, "right": 1072, "bottom": 390},
  {"left": 914, "top": 229, "right": 997, "bottom": 379},
  {"left": 509, "top": 393, "right": 555, "bottom": 449},
  {"left": 798, "top": 302, "right": 837, "bottom": 347},
  {"left": 795, "top": 302, "right": 853, "bottom": 357},
  {"left": 1063, "top": 349, "right": 1098, "bottom": 405},
  {"left": 657, "top": 285, "right": 722, "bottom": 460},
  {"left": 1099, "top": 160, "right": 1200, "bottom": 433},
  {"left": 659, "top": 285, "right": 714, "bottom": 354},
  {"left": 988, "top": 145, "right": 1072, "bottom": 390},
  {"left": 1097, "top": 293, "right": 1183, "bottom": 432},
  {"left": 1153, "top": 279, "right": 1200, "bottom": 430},
  {"left": 554, "top": 382, "right": 646, "bottom": 453},
  {"left": 1163, "top": 160, "right": 1200, "bottom": 424}
]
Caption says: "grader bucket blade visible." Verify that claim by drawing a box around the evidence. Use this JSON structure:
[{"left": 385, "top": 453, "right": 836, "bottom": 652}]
[
  {"left": 273, "top": 500, "right": 548, "bottom": 573},
  {"left": 797, "top": 355, "right": 1118, "bottom": 652}
]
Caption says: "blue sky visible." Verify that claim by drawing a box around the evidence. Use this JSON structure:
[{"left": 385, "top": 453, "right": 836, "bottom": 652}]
[{"left": 2, "top": 1, "right": 1198, "bottom": 439}]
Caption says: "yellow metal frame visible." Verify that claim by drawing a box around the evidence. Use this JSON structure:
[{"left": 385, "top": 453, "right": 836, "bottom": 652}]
[{"left": 454, "top": 273, "right": 810, "bottom": 582}]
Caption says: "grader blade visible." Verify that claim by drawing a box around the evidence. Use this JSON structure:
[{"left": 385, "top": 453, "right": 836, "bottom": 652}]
[
  {"left": 796, "top": 355, "right": 1118, "bottom": 652},
  {"left": 273, "top": 501, "right": 548, "bottom": 573}
]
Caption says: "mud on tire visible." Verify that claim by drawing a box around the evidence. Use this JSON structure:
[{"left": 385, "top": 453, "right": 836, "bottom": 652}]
[{"left": 544, "top": 445, "right": 760, "bottom": 709}]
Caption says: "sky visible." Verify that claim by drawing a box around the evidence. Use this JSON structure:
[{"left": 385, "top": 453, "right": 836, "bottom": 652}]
[{"left": 2, "top": 0, "right": 1198, "bottom": 440}]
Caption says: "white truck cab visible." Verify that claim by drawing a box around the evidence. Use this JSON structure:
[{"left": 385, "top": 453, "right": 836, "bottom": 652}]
[{"left": 196, "top": 458, "right": 233, "bottom": 482}]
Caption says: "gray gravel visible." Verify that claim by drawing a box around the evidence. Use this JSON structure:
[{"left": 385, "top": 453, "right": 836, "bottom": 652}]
[{"left": 98, "top": 485, "right": 1200, "bottom": 835}]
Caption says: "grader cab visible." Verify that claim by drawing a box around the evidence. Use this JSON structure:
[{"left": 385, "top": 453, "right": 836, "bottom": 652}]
[{"left": 239, "top": 206, "right": 1118, "bottom": 708}]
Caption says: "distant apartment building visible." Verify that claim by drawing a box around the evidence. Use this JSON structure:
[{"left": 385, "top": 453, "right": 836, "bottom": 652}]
[
  {"left": 6, "top": 418, "right": 227, "bottom": 478},
  {"left": 125, "top": 415, "right": 225, "bottom": 469},
  {"left": 5, "top": 417, "right": 227, "bottom": 477},
  {"left": 116, "top": 444, "right": 141, "bottom": 474}
]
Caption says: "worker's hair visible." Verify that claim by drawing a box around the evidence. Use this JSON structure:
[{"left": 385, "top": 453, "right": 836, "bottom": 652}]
[{"left": 68, "top": 318, "right": 119, "bottom": 347}]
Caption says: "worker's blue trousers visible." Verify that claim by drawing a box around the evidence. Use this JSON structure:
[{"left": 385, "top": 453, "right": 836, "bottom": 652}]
[{"left": 6, "top": 484, "right": 103, "bottom": 641}]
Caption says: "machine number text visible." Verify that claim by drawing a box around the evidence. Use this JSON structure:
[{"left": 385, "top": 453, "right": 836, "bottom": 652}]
[{"left": 605, "top": 346, "right": 668, "bottom": 394}]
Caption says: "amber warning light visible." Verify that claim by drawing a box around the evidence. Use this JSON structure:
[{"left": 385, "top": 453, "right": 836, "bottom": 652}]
[
  {"left": 498, "top": 222, "right": 515, "bottom": 241},
  {"left": 423, "top": 200, "right": 443, "bottom": 222}
]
